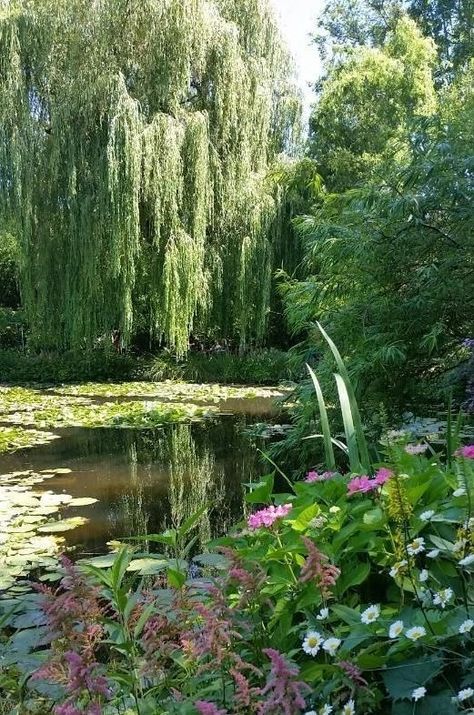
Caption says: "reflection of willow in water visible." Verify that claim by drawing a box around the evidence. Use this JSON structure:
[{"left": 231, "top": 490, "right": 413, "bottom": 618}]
[
  {"left": 117, "top": 441, "right": 150, "bottom": 541},
  {"left": 167, "top": 424, "right": 216, "bottom": 548}
]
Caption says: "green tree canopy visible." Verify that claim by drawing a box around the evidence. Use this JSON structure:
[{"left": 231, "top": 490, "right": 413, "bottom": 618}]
[
  {"left": 283, "top": 63, "right": 474, "bottom": 405},
  {"left": 309, "top": 15, "right": 437, "bottom": 190},
  {"left": 0, "top": 0, "right": 300, "bottom": 354}
]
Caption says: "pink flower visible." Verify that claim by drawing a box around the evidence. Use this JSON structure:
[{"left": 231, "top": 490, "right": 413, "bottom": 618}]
[
  {"left": 299, "top": 536, "right": 340, "bottom": 597},
  {"left": 339, "top": 660, "right": 368, "bottom": 687},
  {"left": 306, "top": 470, "right": 338, "bottom": 483},
  {"left": 373, "top": 468, "right": 393, "bottom": 485},
  {"left": 195, "top": 702, "right": 228, "bottom": 715},
  {"left": 247, "top": 504, "right": 292, "bottom": 529},
  {"left": 405, "top": 444, "right": 428, "bottom": 455},
  {"left": 455, "top": 445, "right": 474, "bottom": 459},
  {"left": 256, "top": 648, "right": 310, "bottom": 714},
  {"left": 347, "top": 475, "right": 376, "bottom": 494}
]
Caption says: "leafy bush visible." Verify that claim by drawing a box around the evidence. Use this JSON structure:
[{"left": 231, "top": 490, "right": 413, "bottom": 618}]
[
  {"left": 148, "top": 349, "right": 299, "bottom": 385},
  {"left": 0, "top": 349, "right": 141, "bottom": 384}
]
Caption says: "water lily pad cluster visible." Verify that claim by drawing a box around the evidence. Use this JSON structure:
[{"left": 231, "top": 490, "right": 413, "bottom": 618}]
[
  {"left": 48, "top": 380, "right": 289, "bottom": 402},
  {"left": 0, "top": 386, "right": 221, "bottom": 429},
  {"left": 0, "top": 467, "right": 97, "bottom": 593},
  {"left": 0, "top": 425, "right": 59, "bottom": 454}
]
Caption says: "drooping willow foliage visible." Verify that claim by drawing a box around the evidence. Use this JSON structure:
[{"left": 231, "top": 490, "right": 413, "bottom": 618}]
[{"left": 0, "top": 0, "right": 301, "bottom": 354}]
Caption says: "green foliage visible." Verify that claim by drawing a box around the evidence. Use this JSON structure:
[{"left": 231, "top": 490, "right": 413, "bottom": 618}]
[
  {"left": 285, "top": 65, "right": 474, "bottom": 409},
  {"left": 148, "top": 348, "right": 299, "bottom": 384},
  {"left": 0, "top": 348, "right": 139, "bottom": 383},
  {"left": 309, "top": 15, "right": 437, "bottom": 190},
  {"left": 0, "top": 232, "right": 20, "bottom": 309},
  {"left": 0, "top": 0, "right": 300, "bottom": 355},
  {"left": 2, "top": 418, "right": 473, "bottom": 713}
]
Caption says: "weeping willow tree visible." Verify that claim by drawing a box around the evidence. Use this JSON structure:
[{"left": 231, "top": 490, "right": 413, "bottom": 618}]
[{"left": 0, "top": 0, "right": 300, "bottom": 354}]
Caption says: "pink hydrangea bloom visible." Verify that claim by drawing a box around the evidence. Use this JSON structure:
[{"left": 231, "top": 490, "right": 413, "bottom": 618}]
[
  {"left": 347, "top": 475, "right": 376, "bottom": 494},
  {"left": 455, "top": 445, "right": 474, "bottom": 459},
  {"left": 247, "top": 504, "right": 292, "bottom": 529},
  {"left": 373, "top": 468, "right": 393, "bottom": 485}
]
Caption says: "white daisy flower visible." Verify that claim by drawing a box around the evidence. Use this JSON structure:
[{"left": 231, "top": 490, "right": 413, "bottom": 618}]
[
  {"left": 317, "top": 607, "right": 329, "bottom": 620},
  {"left": 305, "top": 711, "right": 317, "bottom": 715},
  {"left": 341, "top": 699, "right": 355, "bottom": 715},
  {"left": 419, "top": 510, "right": 435, "bottom": 521},
  {"left": 459, "top": 554, "right": 474, "bottom": 567},
  {"left": 361, "top": 604, "right": 380, "bottom": 624},
  {"left": 426, "top": 549, "right": 440, "bottom": 558},
  {"left": 419, "top": 569, "right": 429, "bottom": 582},
  {"left": 407, "top": 537, "right": 425, "bottom": 555},
  {"left": 459, "top": 619, "right": 474, "bottom": 634},
  {"left": 453, "top": 488, "right": 466, "bottom": 497},
  {"left": 322, "top": 637, "right": 341, "bottom": 656},
  {"left": 412, "top": 686, "right": 426, "bottom": 701},
  {"left": 389, "top": 560, "right": 407, "bottom": 577},
  {"left": 406, "top": 626, "right": 426, "bottom": 641},
  {"left": 389, "top": 620, "right": 404, "bottom": 638},
  {"left": 319, "top": 704, "right": 333, "bottom": 715},
  {"left": 458, "top": 688, "right": 474, "bottom": 702},
  {"left": 302, "top": 630, "right": 324, "bottom": 656},
  {"left": 432, "top": 588, "right": 454, "bottom": 608}
]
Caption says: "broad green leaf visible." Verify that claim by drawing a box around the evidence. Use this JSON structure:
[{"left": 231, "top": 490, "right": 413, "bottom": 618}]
[{"left": 306, "top": 363, "right": 336, "bottom": 469}]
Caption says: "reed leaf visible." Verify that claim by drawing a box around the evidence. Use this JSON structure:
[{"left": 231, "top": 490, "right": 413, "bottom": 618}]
[{"left": 306, "top": 363, "right": 336, "bottom": 469}]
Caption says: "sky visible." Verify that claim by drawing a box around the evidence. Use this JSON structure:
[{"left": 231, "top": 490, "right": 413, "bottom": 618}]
[{"left": 270, "top": 0, "right": 324, "bottom": 116}]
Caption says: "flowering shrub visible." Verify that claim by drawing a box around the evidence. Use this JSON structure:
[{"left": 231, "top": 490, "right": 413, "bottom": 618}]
[{"left": 1, "top": 436, "right": 472, "bottom": 715}]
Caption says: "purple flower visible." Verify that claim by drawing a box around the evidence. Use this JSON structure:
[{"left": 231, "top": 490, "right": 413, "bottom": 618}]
[
  {"left": 256, "top": 648, "right": 310, "bottom": 714},
  {"left": 455, "top": 445, "right": 474, "bottom": 459},
  {"left": 247, "top": 504, "right": 292, "bottom": 529},
  {"left": 462, "top": 339, "right": 474, "bottom": 350}
]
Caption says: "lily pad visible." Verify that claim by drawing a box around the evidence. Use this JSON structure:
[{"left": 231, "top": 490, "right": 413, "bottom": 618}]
[{"left": 36, "top": 516, "right": 88, "bottom": 533}]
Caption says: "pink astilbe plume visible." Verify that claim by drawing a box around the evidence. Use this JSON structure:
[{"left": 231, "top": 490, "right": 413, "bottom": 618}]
[
  {"left": 256, "top": 648, "right": 310, "bottom": 715},
  {"left": 299, "top": 536, "right": 340, "bottom": 598},
  {"left": 339, "top": 660, "right": 368, "bottom": 687}
]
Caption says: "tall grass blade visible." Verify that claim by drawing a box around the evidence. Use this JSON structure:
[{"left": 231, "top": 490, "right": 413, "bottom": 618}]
[
  {"left": 316, "top": 322, "right": 370, "bottom": 470},
  {"left": 335, "top": 373, "right": 361, "bottom": 472},
  {"left": 306, "top": 363, "right": 336, "bottom": 469}
]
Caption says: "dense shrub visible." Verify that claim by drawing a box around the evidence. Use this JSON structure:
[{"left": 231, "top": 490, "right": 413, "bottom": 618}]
[
  {"left": 148, "top": 349, "right": 299, "bottom": 385},
  {"left": 0, "top": 349, "right": 141, "bottom": 384}
]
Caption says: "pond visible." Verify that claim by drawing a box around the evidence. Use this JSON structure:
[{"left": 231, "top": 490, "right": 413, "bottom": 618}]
[{"left": 0, "top": 386, "right": 286, "bottom": 582}]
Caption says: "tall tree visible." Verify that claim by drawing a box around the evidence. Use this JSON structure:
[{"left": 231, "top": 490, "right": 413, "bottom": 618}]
[
  {"left": 0, "top": 0, "right": 300, "bottom": 354},
  {"left": 309, "top": 16, "right": 437, "bottom": 190}
]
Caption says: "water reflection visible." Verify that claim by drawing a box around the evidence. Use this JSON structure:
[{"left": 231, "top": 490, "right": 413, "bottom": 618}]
[{"left": 0, "top": 412, "right": 267, "bottom": 556}]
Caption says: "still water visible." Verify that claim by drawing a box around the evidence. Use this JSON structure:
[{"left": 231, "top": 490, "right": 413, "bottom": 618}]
[{"left": 0, "top": 400, "right": 276, "bottom": 557}]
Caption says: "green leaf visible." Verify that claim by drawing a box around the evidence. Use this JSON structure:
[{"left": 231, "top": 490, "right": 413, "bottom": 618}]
[
  {"left": 167, "top": 568, "right": 186, "bottom": 589},
  {"left": 289, "top": 503, "right": 321, "bottom": 532},
  {"left": 335, "top": 373, "right": 360, "bottom": 472},
  {"left": 245, "top": 473, "right": 274, "bottom": 504},
  {"left": 306, "top": 363, "right": 336, "bottom": 469},
  {"left": 178, "top": 504, "right": 208, "bottom": 539},
  {"left": 317, "top": 322, "right": 370, "bottom": 470},
  {"left": 383, "top": 657, "right": 444, "bottom": 700},
  {"left": 337, "top": 561, "right": 370, "bottom": 594}
]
